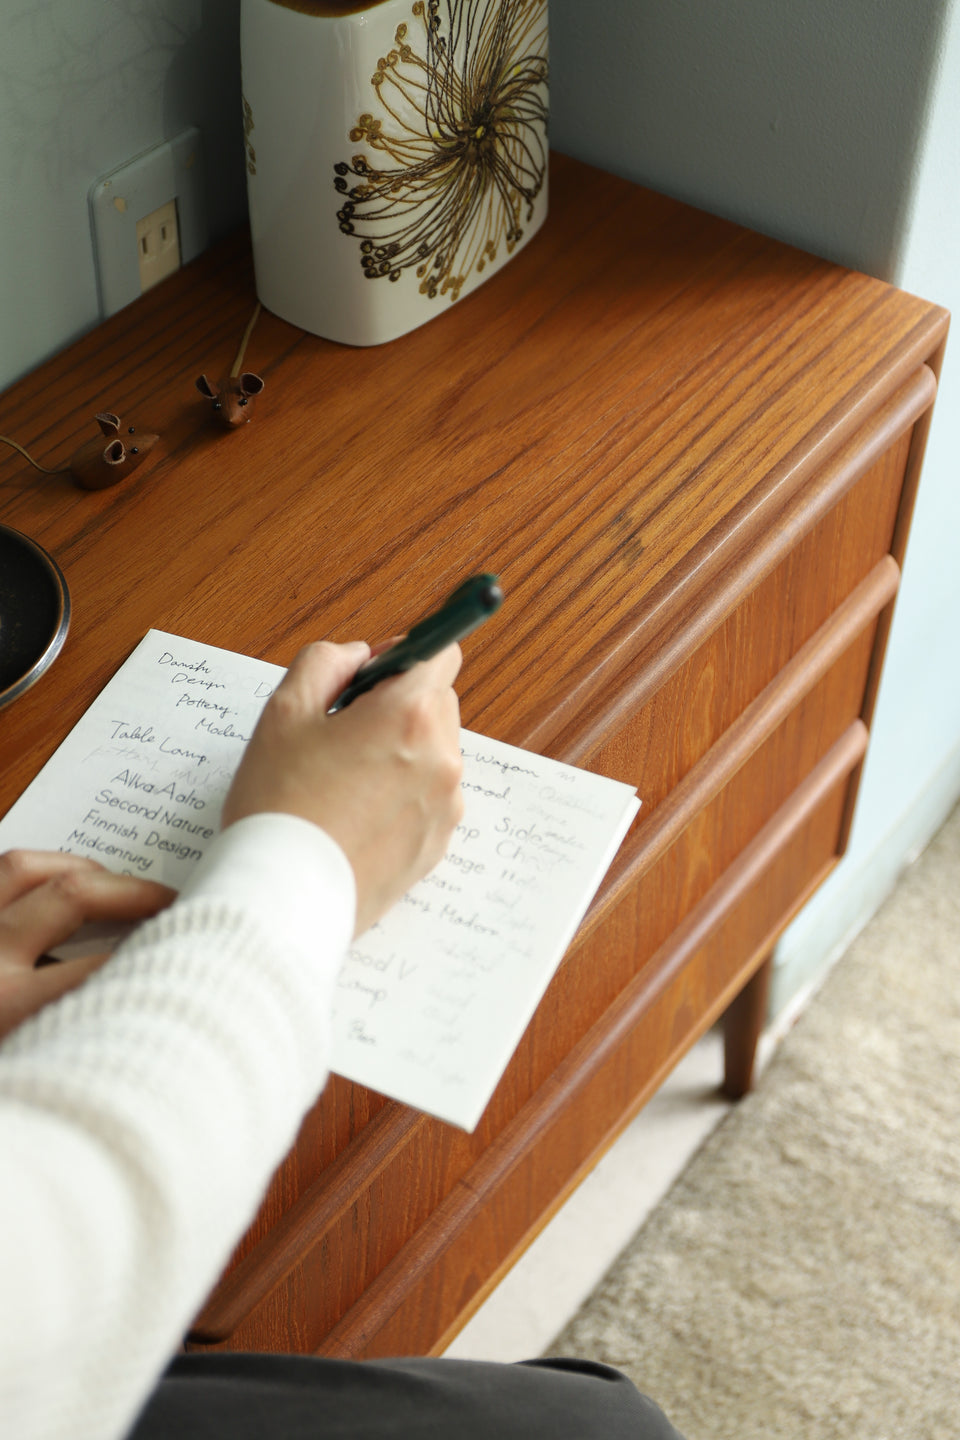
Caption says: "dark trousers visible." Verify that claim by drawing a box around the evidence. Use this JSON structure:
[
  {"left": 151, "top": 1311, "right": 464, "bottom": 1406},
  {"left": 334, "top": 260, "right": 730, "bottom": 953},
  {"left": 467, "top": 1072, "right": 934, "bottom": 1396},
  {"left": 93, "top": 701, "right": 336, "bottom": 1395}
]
[{"left": 129, "top": 1353, "right": 684, "bottom": 1438}]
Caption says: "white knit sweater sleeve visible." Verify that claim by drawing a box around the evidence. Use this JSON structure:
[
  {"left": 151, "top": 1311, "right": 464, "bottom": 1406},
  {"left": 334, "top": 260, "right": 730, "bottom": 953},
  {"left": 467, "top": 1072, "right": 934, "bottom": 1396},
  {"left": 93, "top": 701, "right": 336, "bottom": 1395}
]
[{"left": 0, "top": 812, "right": 355, "bottom": 1440}]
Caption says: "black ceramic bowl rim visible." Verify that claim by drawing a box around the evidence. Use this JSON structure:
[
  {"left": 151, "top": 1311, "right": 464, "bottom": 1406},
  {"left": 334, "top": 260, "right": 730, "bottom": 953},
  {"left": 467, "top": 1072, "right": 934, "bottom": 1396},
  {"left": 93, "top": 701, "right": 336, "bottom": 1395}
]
[{"left": 0, "top": 524, "right": 71, "bottom": 711}]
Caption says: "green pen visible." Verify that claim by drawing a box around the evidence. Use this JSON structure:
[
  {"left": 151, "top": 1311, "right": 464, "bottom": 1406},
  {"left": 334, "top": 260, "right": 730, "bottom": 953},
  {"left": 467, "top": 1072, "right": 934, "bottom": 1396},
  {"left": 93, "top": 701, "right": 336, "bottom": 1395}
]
[{"left": 328, "top": 573, "right": 504, "bottom": 712}]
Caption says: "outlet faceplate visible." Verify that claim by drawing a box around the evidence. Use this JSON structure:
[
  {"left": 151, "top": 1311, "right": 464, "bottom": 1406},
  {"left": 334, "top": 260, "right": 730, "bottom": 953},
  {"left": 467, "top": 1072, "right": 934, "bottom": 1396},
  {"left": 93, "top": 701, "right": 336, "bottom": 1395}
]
[{"left": 90, "top": 129, "right": 208, "bottom": 317}]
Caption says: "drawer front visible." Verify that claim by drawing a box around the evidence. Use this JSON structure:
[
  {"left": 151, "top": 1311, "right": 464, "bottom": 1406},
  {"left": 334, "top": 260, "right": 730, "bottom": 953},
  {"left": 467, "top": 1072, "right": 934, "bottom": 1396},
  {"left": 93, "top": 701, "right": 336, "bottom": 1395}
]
[
  {"left": 520, "top": 625, "right": 881, "bottom": 1083},
  {"left": 588, "top": 423, "right": 910, "bottom": 800}
]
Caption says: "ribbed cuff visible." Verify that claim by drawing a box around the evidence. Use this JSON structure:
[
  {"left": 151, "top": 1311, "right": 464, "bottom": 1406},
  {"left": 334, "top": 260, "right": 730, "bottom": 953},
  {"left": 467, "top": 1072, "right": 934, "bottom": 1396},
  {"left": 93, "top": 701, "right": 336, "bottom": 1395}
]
[{"left": 177, "top": 813, "right": 356, "bottom": 972}]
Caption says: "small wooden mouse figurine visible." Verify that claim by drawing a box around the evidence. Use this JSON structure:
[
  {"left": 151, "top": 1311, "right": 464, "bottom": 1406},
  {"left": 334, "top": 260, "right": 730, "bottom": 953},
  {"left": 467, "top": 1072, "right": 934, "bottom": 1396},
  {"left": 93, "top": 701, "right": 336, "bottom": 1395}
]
[
  {"left": 69, "top": 413, "right": 159, "bottom": 491},
  {"left": 195, "top": 303, "right": 265, "bottom": 429},
  {"left": 195, "top": 371, "right": 265, "bottom": 428}
]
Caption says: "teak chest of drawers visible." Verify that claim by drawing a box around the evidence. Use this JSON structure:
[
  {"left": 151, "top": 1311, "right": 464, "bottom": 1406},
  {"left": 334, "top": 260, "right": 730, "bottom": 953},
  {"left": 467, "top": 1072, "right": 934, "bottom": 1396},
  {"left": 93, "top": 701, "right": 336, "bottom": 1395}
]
[{"left": 0, "top": 155, "right": 947, "bottom": 1359}]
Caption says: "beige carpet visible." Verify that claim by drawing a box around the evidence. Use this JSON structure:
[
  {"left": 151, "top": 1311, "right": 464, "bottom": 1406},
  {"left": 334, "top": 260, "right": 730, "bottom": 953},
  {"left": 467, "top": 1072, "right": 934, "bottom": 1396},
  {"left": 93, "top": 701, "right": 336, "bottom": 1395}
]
[{"left": 549, "top": 801, "right": 960, "bottom": 1439}]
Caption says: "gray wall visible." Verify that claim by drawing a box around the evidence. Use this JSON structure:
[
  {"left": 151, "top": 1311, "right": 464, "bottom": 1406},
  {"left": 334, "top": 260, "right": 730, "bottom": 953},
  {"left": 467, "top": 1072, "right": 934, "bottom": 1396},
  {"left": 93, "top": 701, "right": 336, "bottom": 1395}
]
[
  {"left": 549, "top": 0, "right": 946, "bottom": 280},
  {"left": 0, "top": 0, "right": 245, "bottom": 391},
  {"left": 2, "top": 0, "right": 957, "bottom": 1015}
]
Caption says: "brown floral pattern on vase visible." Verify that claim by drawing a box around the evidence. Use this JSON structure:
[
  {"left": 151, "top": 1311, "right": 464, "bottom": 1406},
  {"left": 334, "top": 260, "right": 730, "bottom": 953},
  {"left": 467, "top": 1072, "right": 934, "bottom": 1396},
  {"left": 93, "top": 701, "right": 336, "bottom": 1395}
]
[{"left": 334, "top": 0, "right": 548, "bottom": 304}]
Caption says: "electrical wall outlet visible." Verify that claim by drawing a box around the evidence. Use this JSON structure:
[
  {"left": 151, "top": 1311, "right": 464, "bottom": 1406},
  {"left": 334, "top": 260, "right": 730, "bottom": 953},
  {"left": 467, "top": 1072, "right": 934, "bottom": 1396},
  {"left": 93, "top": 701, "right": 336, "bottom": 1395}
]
[
  {"left": 136, "top": 200, "right": 181, "bottom": 293},
  {"left": 90, "top": 129, "right": 208, "bottom": 317}
]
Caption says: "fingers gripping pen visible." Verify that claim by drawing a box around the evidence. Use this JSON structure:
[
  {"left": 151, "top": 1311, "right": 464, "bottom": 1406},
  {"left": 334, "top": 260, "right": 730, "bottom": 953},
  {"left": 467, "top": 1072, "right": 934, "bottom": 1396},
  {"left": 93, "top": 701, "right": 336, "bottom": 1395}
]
[{"left": 328, "top": 574, "right": 504, "bottom": 713}]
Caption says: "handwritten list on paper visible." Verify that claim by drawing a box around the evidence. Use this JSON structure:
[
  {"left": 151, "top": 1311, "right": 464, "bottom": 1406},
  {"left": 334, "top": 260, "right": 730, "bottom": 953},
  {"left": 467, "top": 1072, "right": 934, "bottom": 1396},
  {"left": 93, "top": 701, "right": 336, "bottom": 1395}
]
[
  {"left": 331, "top": 733, "right": 639, "bottom": 1128},
  {"left": 0, "top": 631, "right": 283, "bottom": 888},
  {"left": 0, "top": 630, "right": 639, "bottom": 1130}
]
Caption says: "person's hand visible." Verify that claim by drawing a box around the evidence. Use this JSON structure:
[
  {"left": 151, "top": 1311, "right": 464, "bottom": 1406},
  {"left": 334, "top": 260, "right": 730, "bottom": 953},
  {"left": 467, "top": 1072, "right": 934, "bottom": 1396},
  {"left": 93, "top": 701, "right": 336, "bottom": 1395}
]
[
  {"left": 222, "top": 639, "right": 464, "bottom": 936},
  {"left": 0, "top": 851, "right": 175, "bottom": 1041}
]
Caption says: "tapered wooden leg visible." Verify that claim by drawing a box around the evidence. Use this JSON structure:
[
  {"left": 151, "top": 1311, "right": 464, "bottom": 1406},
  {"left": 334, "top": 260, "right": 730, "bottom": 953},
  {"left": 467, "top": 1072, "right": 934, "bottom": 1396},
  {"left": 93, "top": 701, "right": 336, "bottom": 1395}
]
[{"left": 722, "top": 952, "right": 773, "bottom": 1099}]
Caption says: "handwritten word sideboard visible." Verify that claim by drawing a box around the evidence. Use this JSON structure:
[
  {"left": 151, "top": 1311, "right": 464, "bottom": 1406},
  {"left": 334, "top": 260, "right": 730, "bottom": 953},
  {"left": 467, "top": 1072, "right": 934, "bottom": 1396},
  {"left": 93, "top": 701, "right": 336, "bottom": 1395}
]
[{"left": 0, "top": 154, "right": 947, "bottom": 1359}]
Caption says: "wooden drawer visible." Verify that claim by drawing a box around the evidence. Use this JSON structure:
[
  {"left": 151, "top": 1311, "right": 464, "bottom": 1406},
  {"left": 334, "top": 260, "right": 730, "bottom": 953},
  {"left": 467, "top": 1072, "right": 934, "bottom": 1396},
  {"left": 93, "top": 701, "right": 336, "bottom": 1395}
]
[
  {"left": 528, "top": 622, "right": 884, "bottom": 1058},
  {"left": 588, "top": 416, "right": 913, "bottom": 797}
]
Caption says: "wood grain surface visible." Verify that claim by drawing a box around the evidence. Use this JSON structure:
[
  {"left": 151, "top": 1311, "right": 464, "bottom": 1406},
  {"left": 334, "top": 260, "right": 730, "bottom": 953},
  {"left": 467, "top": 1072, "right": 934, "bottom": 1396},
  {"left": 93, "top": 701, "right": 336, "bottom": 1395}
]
[{"left": 0, "top": 153, "right": 948, "bottom": 1358}]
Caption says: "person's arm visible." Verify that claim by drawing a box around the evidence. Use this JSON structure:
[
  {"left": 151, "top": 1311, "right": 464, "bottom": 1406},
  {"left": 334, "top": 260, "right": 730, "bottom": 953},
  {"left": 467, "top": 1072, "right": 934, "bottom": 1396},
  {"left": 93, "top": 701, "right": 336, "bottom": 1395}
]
[{"left": 0, "top": 640, "right": 462, "bottom": 1440}]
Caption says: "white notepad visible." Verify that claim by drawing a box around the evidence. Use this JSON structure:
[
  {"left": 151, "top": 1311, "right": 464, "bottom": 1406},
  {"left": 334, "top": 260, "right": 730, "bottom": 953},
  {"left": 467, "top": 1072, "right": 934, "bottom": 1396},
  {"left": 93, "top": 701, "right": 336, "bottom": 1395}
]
[{"left": 0, "top": 630, "right": 639, "bottom": 1130}]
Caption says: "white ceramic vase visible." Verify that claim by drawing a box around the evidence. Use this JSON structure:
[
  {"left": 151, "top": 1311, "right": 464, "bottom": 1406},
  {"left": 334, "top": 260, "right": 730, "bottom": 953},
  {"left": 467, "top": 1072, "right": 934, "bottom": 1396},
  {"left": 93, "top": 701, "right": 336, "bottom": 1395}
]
[{"left": 240, "top": 0, "right": 549, "bottom": 346}]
